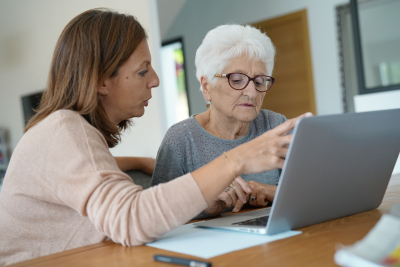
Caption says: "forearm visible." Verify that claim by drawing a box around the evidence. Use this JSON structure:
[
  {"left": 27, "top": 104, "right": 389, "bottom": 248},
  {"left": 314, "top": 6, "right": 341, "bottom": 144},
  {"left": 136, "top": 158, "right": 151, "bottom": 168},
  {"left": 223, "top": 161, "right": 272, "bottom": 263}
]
[
  {"left": 114, "top": 157, "right": 155, "bottom": 174},
  {"left": 114, "top": 157, "right": 138, "bottom": 172},
  {"left": 87, "top": 172, "right": 207, "bottom": 246},
  {"left": 192, "top": 151, "right": 243, "bottom": 206}
]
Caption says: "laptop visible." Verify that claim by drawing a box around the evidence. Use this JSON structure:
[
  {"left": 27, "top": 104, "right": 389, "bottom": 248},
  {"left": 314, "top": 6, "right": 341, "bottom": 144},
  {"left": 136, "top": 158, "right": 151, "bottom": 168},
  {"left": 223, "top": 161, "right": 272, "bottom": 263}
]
[{"left": 194, "top": 108, "right": 400, "bottom": 235}]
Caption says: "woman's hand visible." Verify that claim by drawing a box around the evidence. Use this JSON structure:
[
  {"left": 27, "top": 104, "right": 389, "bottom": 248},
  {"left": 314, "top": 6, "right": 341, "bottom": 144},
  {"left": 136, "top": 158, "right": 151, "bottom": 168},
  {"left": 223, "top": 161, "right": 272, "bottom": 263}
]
[
  {"left": 230, "top": 180, "right": 277, "bottom": 211},
  {"left": 247, "top": 181, "right": 277, "bottom": 207},
  {"left": 204, "top": 177, "right": 252, "bottom": 215},
  {"left": 228, "top": 112, "right": 313, "bottom": 176},
  {"left": 204, "top": 179, "right": 277, "bottom": 214},
  {"left": 192, "top": 112, "right": 312, "bottom": 207}
]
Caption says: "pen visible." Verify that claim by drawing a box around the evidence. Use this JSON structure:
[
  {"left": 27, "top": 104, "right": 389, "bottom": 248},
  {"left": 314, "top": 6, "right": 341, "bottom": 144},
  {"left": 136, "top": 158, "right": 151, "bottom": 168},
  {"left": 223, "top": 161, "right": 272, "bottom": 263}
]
[{"left": 153, "top": 254, "right": 212, "bottom": 267}]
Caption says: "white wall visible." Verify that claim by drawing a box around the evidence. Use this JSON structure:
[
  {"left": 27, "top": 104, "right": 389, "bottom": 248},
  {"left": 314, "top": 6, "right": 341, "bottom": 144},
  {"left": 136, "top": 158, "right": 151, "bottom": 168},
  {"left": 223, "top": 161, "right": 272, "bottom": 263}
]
[
  {"left": 0, "top": 0, "right": 166, "bottom": 158},
  {"left": 164, "top": 0, "right": 347, "bottom": 116},
  {"left": 157, "top": 0, "right": 187, "bottom": 39}
]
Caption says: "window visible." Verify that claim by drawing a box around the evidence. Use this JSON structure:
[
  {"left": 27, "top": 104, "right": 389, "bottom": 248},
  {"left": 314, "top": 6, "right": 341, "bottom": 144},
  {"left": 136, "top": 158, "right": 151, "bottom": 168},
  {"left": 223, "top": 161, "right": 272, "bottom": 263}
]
[
  {"left": 350, "top": 0, "right": 400, "bottom": 94},
  {"left": 160, "top": 38, "right": 190, "bottom": 129}
]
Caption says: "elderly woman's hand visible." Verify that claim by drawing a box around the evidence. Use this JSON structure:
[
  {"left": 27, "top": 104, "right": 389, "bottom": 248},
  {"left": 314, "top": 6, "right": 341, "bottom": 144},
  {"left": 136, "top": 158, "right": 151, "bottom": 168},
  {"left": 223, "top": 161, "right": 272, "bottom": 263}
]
[
  {"left": 204, "top": 176, "right": 251, "bottom": 215},
  {"left": 229, "top": 180, "right": 277, "bottom": 211},
  {"left": 247, "top": 181, "right": 277, "bottom": 207}
]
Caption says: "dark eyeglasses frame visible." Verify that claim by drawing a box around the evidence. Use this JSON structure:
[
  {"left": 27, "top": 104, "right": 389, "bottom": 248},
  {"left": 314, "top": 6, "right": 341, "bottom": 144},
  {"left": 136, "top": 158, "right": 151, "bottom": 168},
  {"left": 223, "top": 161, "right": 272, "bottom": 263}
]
[{"left": 214, "top": 73, "right": 275, "bottom": 92}]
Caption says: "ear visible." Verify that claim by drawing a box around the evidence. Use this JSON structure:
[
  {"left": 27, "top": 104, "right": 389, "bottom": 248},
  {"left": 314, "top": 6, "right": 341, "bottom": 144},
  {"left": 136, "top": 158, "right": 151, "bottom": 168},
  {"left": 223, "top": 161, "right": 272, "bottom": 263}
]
[
  {"left": 98, "top": 78, "right": 110, "bottom": 96},
  {"left": 201, "top": 75, "right": 211, "bottom": 101}
]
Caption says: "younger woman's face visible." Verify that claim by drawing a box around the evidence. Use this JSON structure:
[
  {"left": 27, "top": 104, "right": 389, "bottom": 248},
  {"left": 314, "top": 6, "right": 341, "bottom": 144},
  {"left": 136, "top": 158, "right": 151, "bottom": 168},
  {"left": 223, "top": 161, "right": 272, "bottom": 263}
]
[{"left": 99, "top": 40, "right": 159, "bottom": 125}]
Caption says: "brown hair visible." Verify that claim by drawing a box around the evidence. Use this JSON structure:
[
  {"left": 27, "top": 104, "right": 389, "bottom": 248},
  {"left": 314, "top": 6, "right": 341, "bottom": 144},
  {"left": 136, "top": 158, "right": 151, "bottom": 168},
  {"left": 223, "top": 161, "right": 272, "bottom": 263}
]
[{"left": 25, "top": 8, "right": 147, "bottom": 147}]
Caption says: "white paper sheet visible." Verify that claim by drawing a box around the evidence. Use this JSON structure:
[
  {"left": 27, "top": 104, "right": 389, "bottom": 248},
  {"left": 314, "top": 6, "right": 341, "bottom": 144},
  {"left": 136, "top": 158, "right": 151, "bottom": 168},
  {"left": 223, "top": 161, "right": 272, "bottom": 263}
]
[
  {"left": 146, "top": 223, "right": 302, "bottom": 259},
  {"left": 334, "top": 213, "right": 400, "bottom": 267}
]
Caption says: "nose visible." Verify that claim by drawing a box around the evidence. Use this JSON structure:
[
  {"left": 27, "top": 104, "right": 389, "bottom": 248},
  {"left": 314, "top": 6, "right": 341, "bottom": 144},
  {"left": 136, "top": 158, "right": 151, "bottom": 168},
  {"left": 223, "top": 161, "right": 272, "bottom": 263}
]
[
  {"left": 243, "top": 80, "right": 258, "bottom": 99},
  {"left": 148, "top": 67, "right": 160, "bottom": 89}
]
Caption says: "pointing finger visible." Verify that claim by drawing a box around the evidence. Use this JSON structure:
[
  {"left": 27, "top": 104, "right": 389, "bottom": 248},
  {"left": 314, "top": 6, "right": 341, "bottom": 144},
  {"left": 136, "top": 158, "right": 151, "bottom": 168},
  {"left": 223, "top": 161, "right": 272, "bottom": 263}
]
[{"left": 273, "top": 112, "right": 313, "bottom": 136}]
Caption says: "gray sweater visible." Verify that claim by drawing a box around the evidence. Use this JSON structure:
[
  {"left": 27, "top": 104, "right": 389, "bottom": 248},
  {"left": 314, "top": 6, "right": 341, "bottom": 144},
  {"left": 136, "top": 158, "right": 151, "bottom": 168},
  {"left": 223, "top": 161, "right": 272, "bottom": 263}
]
[{"left": 151, "top": 110, "right": 286, "bottom": 218}]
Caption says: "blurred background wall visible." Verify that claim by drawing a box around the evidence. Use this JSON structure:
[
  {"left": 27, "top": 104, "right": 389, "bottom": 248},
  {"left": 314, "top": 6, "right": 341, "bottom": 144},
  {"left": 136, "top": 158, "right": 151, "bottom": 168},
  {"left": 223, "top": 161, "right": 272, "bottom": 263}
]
[{"left": 0, "top": 0, "right": 165, "bottom": 158}]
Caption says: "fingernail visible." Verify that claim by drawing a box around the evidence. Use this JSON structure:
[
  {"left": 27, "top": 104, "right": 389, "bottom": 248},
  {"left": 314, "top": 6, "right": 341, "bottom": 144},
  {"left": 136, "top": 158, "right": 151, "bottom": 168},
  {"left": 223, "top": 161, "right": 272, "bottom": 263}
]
[
  {"left": 305, "top": 112, "right": 313, "bottom": 117},
  {"left": 233, "top": 208, "right": 238, "bottom": 212},
  {"left": 241, "top": 198, "right": 246, "bottom": 203},
  {"left": 246, "top": 187, "right": 252, "bottom": 193}
]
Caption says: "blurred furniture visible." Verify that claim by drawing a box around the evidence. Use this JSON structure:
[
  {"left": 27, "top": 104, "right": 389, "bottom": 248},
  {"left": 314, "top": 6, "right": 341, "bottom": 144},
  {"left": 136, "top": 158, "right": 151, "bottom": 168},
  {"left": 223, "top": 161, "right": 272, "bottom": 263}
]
[
  {"left": 8, "top": 173, "right": 400, "bottom": 267},
  {"left": 21, "top": 92, "right": 43, "bottom": 126},
  {"left": 253, "top": 9, "right": 316, "bottom": 119}
]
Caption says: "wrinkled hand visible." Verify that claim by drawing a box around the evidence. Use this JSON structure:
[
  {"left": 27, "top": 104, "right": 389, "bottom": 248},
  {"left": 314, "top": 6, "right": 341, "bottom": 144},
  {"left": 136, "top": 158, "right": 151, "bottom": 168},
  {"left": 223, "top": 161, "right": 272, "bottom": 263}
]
[
  {"left": 247, "top": 181, "right": 277, "bottom": 207},
  {"left": 229, "top": 181, "right": 277, "bottom": 212},
  {"left": 204, "top": 176, "right": 252, "bottom": 215}
]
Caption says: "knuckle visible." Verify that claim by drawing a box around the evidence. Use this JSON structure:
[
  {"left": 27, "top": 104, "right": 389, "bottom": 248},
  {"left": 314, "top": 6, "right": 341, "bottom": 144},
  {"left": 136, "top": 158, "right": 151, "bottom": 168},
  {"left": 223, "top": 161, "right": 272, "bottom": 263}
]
[
  {"left": 270, "top": 156, "right": 280, "bottom": 165},
  {"left": 287, "top": 119, "right": 295, "bottom": 127}
]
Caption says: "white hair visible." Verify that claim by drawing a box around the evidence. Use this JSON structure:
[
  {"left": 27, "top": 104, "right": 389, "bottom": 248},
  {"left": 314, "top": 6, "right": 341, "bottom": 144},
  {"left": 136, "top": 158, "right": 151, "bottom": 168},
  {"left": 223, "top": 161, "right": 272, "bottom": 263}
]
[{"left": 195, "top": 24, "right": 276, "bottom": 91}]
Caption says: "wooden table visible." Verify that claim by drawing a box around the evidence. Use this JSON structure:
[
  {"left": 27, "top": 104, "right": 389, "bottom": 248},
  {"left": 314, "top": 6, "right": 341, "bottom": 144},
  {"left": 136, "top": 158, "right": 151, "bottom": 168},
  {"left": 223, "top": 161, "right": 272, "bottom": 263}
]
[{"left": 10, "top": 173, "right": 400, "bottom": 267}]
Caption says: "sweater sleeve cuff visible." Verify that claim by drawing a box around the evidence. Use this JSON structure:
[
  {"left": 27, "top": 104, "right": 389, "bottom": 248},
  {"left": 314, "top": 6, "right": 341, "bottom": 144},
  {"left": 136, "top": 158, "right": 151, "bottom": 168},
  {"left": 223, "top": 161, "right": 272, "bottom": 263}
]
[{"left": 154, "top": 172, "right": 208, "bottom": 223}]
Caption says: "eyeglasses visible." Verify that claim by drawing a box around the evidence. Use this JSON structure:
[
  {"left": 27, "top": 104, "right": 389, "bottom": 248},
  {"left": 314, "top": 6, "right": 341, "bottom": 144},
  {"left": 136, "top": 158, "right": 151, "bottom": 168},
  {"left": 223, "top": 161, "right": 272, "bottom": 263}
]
[{"left": 214, "top": 73, "right": 275, "bottom": 92}]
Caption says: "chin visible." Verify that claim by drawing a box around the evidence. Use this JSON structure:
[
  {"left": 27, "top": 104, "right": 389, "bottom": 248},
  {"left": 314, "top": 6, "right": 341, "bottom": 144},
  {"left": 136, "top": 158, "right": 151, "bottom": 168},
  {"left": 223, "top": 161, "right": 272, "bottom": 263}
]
[
  {"left": 126, "top": 105, "right": 144, "bottom": 117},
  {"left": 134, "top": 108, "right": 145, "bottom": 118},
  {"left": 238, "top": 111, "right": 259, "bottom": 122}
]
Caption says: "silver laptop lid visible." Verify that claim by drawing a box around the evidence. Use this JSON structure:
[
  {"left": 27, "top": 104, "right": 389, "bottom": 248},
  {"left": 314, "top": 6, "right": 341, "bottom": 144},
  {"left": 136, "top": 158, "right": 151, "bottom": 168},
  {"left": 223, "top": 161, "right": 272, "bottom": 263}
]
[{"left": 266, "top": 108, "right": 400, "bottom": 235}]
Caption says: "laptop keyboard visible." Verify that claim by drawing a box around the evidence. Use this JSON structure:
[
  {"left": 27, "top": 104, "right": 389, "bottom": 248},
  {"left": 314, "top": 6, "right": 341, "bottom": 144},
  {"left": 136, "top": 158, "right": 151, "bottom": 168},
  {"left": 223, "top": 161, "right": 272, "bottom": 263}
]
[{"left": 231, "top": 215, "right": 270, "bottom": 226}]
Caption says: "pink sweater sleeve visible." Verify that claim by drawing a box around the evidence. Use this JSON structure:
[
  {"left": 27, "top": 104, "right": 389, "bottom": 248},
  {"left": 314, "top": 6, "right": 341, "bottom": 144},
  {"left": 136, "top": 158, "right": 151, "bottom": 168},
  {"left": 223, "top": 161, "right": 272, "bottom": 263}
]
[
  {"left": 32, "top": 111, "right": 208, "bottom": 246},
  {"left": 86, "top": 172, "right": 206, "bottom": 245}
]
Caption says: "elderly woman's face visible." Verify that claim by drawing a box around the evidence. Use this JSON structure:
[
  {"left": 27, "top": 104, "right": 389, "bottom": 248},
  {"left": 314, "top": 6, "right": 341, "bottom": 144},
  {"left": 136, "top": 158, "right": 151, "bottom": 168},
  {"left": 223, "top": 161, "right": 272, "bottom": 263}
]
[{"left": 209, "top": 54, "right": 267, "bottom": 123}]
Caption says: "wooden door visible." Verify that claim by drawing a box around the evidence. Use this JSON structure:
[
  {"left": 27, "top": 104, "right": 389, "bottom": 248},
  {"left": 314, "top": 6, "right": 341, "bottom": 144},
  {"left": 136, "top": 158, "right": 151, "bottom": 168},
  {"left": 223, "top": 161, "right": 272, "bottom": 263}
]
[{"left": 252, "top": 9, "right": 316, "bottom": 118}]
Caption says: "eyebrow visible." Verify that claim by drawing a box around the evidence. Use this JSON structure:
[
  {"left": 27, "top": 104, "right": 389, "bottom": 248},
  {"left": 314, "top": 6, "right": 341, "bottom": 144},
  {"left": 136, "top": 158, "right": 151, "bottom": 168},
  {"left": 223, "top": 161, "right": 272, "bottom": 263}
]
[
  {"left": 231, "top": 70, "right": 266, "bottom": 76},
  {"left": 140, "top": 61, "right": 151, "bottom": 67},
  {"left": 134, "top": 61, "right": 151, "bottom": 72}
]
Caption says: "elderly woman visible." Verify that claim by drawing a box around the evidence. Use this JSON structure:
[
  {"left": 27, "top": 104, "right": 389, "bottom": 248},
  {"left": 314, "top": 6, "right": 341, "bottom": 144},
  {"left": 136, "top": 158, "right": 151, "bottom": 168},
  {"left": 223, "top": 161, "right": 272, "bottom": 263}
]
[
  {"left": 152, "top": 24, "right": 309, "bottom": 217},
  {"left": 0, "top": 9, "right": 306, "bottom": 266}
]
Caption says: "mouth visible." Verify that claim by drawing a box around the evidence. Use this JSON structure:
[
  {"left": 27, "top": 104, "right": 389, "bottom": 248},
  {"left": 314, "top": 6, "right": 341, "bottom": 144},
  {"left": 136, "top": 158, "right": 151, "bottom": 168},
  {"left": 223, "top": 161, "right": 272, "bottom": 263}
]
[
  {"left": 238, "top": 103, "right": 255, "bottom": 107},
  {"left": 144, "top": 97, "right": 152, "bottom": 107}
]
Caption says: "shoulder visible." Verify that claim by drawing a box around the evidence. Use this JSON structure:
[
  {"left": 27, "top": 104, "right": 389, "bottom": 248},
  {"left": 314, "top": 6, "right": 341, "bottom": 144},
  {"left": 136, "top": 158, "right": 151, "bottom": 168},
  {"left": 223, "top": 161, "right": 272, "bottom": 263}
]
[
  {"left": 162, "top": 117, "right": 197, "bottom": 144},
  {"left": 28, "top": 110, "right": 116, "bottom": 171},
  {"left": 156, "top": 117, "right": 202, "bottom": 163},
  {"left": 37, "top": 109, "right": 87, "bottom": 130},
  {"left": 254, "top": 109, "right": 287, "bottom": 130},
  {"left": 30, "top": 109, "right": 107, "bottom": 147},
  {"left": 152, "top": 118, "right": 197, "bottom": 185}
]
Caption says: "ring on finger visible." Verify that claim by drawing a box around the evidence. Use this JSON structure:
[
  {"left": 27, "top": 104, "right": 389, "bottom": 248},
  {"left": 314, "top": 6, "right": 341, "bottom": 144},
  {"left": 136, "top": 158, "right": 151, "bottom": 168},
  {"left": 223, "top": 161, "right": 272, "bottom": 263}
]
[
  {"left": 250, "top": 196, "right": 257, "bottom": 202},
  {"left": 225, "top": 187, "right": 230, "bottom": 192}
]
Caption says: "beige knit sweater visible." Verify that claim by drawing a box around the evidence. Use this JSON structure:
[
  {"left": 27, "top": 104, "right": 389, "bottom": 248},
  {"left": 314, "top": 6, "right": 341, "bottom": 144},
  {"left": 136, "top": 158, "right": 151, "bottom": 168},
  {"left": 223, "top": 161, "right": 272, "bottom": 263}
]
[{"left": 0, "top": 110, "right": 207, "bottom": 266}]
